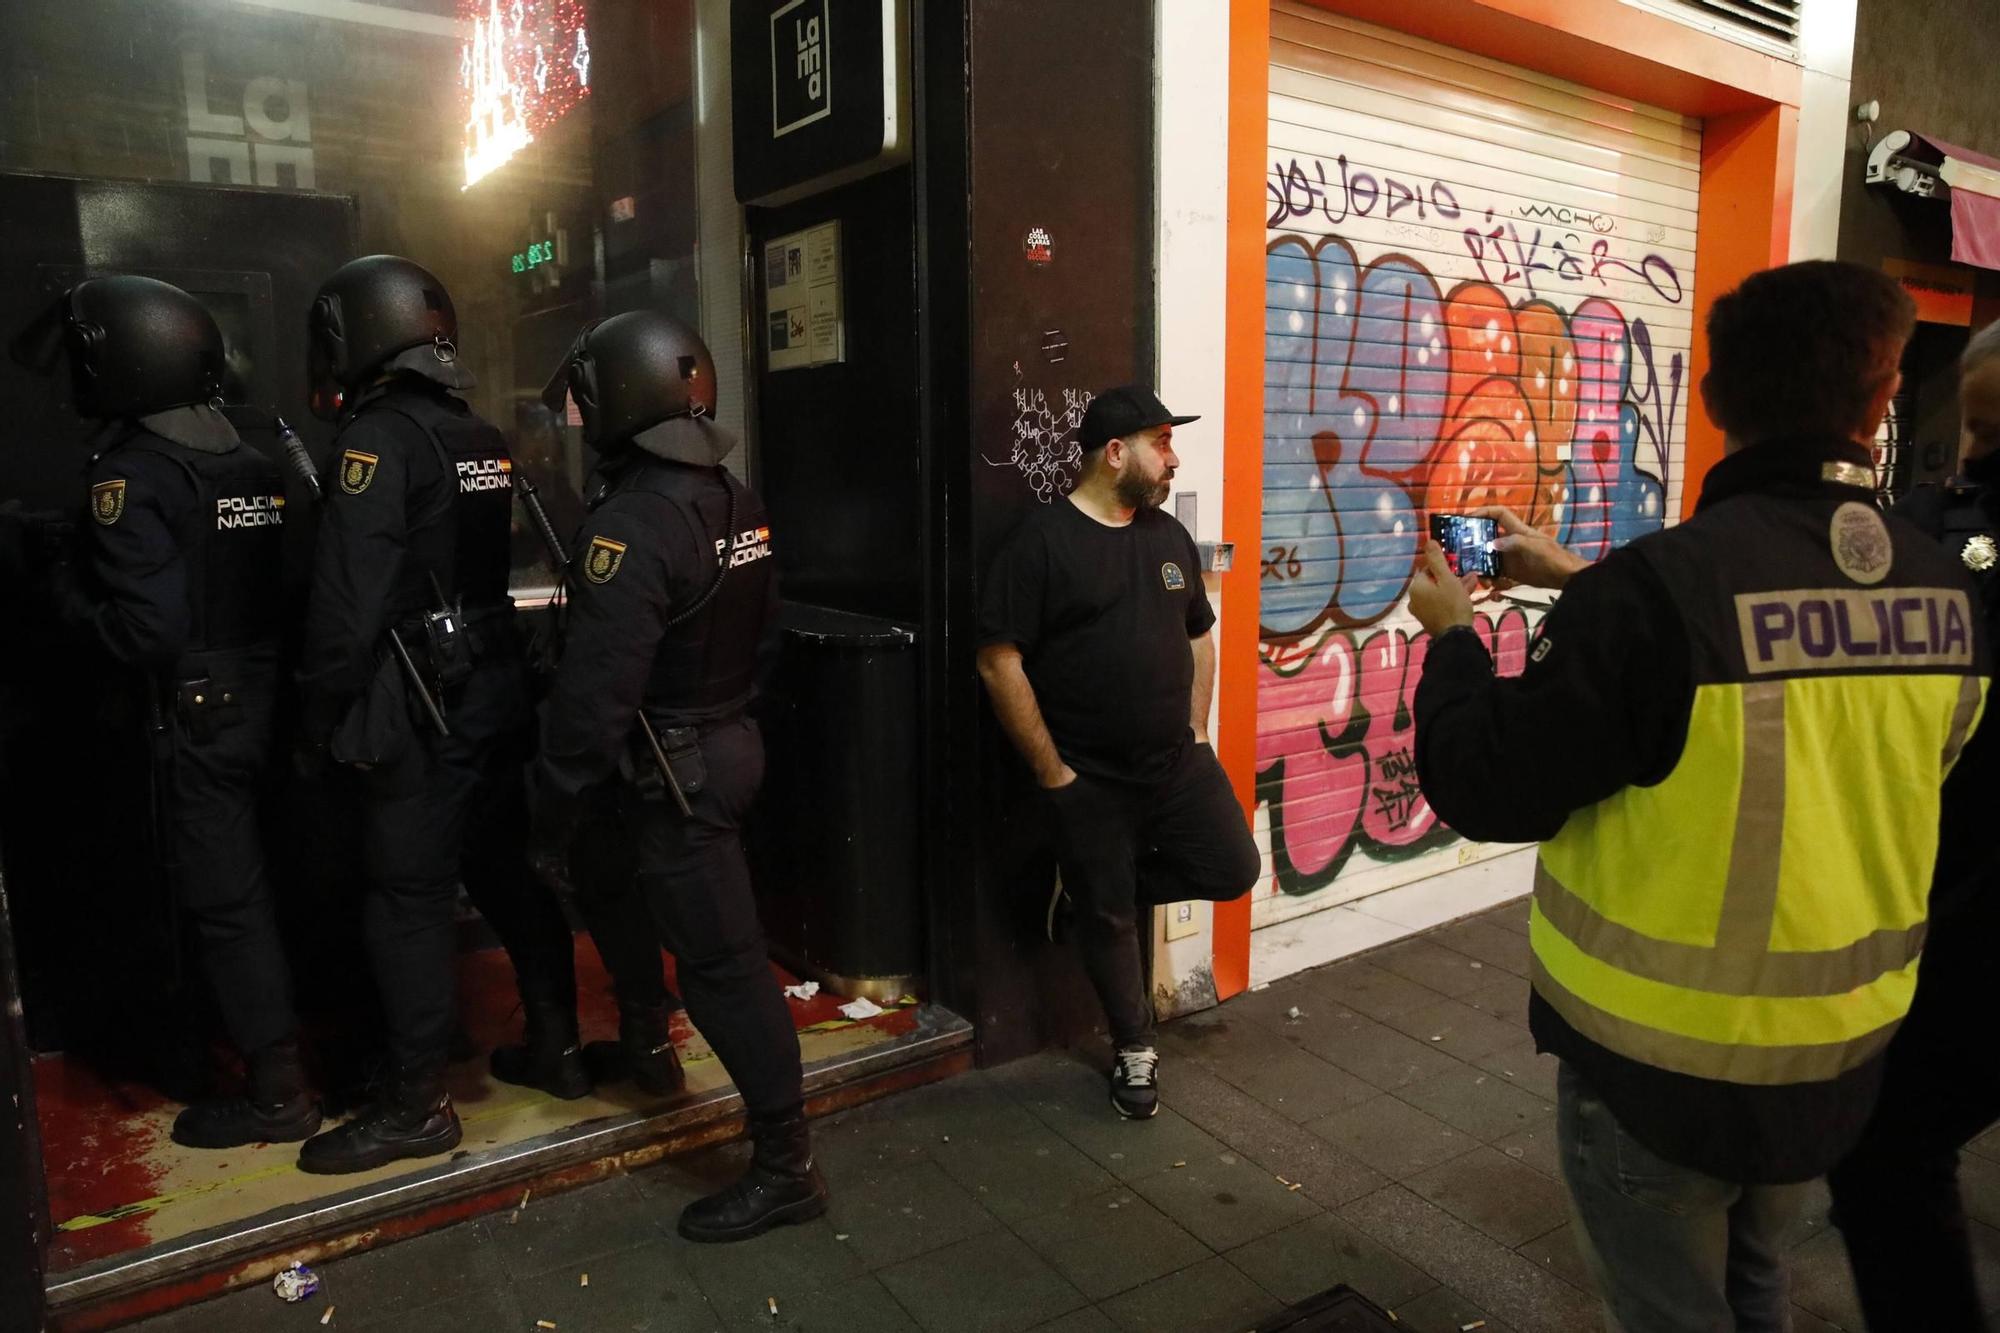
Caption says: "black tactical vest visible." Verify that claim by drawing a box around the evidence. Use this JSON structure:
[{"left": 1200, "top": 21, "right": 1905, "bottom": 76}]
[
  {"left": 347, "top": 384, "right": 516, "bottom": 616},
  {"left": 122, "top": 431, "right": 286, "bottom": 661},
  {"left": 592, "top": 458, "right": 774, "bottom": 722}
]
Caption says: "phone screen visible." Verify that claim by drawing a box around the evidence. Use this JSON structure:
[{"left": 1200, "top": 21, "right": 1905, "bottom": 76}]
[{"left": 1430, "top": 513, "right": 1501, "bottom": 578}]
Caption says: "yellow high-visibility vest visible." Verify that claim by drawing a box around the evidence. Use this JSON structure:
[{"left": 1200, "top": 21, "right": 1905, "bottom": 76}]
[{"left": 1532, "top": 486, "right": 1988, "bottom": 1087}]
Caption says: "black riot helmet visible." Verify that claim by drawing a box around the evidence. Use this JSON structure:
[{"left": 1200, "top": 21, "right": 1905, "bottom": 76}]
[
  {"left": 9, "top": 275, "right": 226, "bottom": 420},
  {"left": 541, "top": 311, "right": 723, "bottom": 454},
  {"left": 308, "top": 255, "right": 460, "bottom": 418}
]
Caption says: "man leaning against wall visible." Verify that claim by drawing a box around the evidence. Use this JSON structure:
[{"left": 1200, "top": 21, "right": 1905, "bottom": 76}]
[{"left": 1405, "top": 261, "right": 1989, "bottom": 1332}]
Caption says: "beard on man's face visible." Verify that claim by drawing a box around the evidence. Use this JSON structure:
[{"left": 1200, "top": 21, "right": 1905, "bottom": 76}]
[{"left": 1115, "top": 464, "right": 1172, "bottom": 510}]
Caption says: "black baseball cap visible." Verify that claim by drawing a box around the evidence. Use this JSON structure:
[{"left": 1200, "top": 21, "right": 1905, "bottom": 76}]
[{"left": 1079, "top": 386, "right": 1200, "bottom": 451}]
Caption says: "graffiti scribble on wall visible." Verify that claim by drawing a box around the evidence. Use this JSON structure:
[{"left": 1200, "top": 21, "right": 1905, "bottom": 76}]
[
  {"left": 984, "top": 375, "right": 1094, "bottom": 503},
  {"left": 1258, "top": 150, "right": 1687, "bottom": 901}
]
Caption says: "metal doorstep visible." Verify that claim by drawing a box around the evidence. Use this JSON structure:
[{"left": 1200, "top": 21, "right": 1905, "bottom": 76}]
[{"left": 46, "top": 1005, "right": 973, "bottom": 1323}]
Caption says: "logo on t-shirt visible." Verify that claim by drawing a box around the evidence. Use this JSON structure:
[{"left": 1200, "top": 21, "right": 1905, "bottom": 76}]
[{"left": 1160, "top": 561, "right": 1186, "bottom": 591}]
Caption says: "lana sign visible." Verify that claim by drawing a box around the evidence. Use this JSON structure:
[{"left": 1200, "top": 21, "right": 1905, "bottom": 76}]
[{"left": 732, "top": 0, "right": 907, "bottom": 205}]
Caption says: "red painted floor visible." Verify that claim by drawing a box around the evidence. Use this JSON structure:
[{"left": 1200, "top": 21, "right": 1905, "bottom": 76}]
[{"left": 36, "top": 936, "right": 919, "bottom": 1273}]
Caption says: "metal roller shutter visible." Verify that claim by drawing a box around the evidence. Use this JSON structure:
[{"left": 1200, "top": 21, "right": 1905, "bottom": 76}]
[{"left": 1253, "top": 3, "right": 1701, "bottom": 939}]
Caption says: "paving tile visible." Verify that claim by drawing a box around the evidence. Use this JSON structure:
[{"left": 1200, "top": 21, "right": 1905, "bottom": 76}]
[
  {"left": 1307, "top": 1096, "right": 1477, "bottom": 1181},
  {"left": 1472, "top": 902, "right": 1533, "bottom": 938},
  {"left": 504, "top": 1239, "right": 716, "bottom": 1333},
  {"left": 1159, "top": 1061, "right": 1388, "bottom": 1208},
  {"left": 1310, "top": 960, "right": 1452, "bottom": 1022},
  {"left": 1129, "top": 1148, "right": 1322, "bottom": 1251},
  {"left": 1428, "top": 918, "right": 1535, "bottom": 976},
  {"left": 1788, "top": 1229, "right": 1866, "bottom": 1329},
  {"left": 1214, "top": 972, "right": 1322, "bottom": 1032},
  {"left": 1788, "top": 1306, "right": 1843, "bottom": 1333},
  {"left": 1014, "top": 1184, "right": 1212, "bottom": 1301},
  {"left": 1381, "top": 998, "right": 1523, "bottom": 1062},
  {"left": 1287, "top": 1007, "right": 1463, "bottom": 1092},
  {"left": 1394, "top": 1063, "right": 1553, "bottom": 1143},
  {"left": 1203, "top": 1036, "right": 1378, "bottom": 1125},
  {"left": 1369, "top": 938, "right": 1491, "bottom": 998},
  {"left": 1386, "top": 1285, "right": 1517, "bottom": 1333},
  {"left": 1457, "top": 975, "right": 1532, "bottom": 1028},
  {"left": 1970, "top": 1123, "right": 2000, "bottom": 1163},
  {"left": 812, "top": 1103, "right": 936, "bottom": 1179},
  {"left": 822, "top": 1158, "right": 1002, "bottom": 1269},
  {"left": 1514, "top": 1222, "right": 1595, "bottom": 1295},
  {"left": 878, "top": 1230, "right": 1088, "bottom": 1333},
  {"left": 1225, "top": 1212, "right": 1437, "bottom": 1310},
  {"left": 1338, "top": 1185, "right": 1601, "bottom": 1331},
  {"left": 351, "top": 1288, "right": 537, "bottom": 1333},
  {"left": 934, "top": 1127, "right": 1120, "bottom": 1223},
  {"left": 1405, "top": 1148, "right": 1572, "bottom": 1248},
  {"left": 1028, "top": 1308, "right": 1121, "bottom": 1333},
  {"left": 476, "top": 1173, "right": 675, "bottom": 1276},
  {"left": 715, "top": 1273, "right": 922, "bottom": 1332},
  {"left": 1963, "top": 1149, "right": 2000, "bottom": 1231},
  {"left": 1492, "top": 1120, "right": 1564, "bottom": 1183},
  {"left": 1038, "top": 1098, "right": 1231, "bottom": 1184},
  {"left": 879, "top": 1070, "right": 1049, "bottom": 1150},
  {"left": 1471, "top": 1041, "right": 1560, "bottom": 1102},
  {"left": 1777, "top": 1177, "right": 1834, "bottom": 1252},
  {"left": 1100, "top": 1255, "right": 1283, "bottom": 1333}
]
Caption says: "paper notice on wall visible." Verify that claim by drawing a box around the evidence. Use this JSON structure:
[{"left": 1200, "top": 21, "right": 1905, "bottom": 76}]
[{"left": 764, "top": 221, "right": 844, "bottom": 371}]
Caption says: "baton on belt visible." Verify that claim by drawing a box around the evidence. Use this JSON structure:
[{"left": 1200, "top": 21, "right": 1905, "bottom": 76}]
[{"left": 518, "top": 476, "right": 692, "bottom": 816}]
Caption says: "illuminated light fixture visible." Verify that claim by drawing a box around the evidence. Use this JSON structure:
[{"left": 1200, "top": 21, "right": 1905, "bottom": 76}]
[{"left": 460, "top": 0, "right": 591, "bottom": 188}]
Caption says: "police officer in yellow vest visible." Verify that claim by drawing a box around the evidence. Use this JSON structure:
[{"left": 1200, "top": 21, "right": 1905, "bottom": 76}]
[{"left": 1408, "top": 260, "right": 1990, "bottom": 1332}]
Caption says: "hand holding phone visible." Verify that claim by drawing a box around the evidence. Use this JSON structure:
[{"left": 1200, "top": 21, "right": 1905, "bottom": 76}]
[{"left": 1429, "top": 513, "right": 1502, "bottom": 579}]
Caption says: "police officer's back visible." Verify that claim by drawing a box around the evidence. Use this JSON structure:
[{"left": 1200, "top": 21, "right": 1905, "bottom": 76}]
[
  {"left": 9, "top": 276, "right": 315, "bottom": 1149},
  {"left": 530, "top": 312, "right": 822, "bottom": 1244},
  {"left": 294, "top": 255, "right": 575, "bottom": 1173}
]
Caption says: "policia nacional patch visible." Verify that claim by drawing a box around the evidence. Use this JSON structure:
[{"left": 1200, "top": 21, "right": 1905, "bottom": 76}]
[
  {"left": 90, "top": 479, "right": 126, "bottom": 526},
  {"left": 339, "top": 449, "right": 380, "bottom": 495},
  {"left": 584, "top": 535, "right": 627, "bottom": 584}
]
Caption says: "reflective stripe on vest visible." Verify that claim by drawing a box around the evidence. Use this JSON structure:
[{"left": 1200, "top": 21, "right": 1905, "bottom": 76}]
[{"left": 1534, "top": 668, "right": 1985, "bottom": 1087}]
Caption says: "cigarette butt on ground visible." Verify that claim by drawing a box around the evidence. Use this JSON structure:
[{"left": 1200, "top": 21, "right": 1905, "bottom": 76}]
[
  {"left": 580, "top": 1273, "right": 589, "bottom": 1287},
  {"left": 768, "top": 1296, "right": 779, "bottom": 1316},
  {"left": 1461, "top": 1322, "right": 1487, "bottom": 1331},
  {"left": 320, "top": 1308, "right": 334, "bottom": 1326},
  {"left": 1172, "top": 1161, "right": 1186, "bottom": 1168},
  {"left": 537, "top": 1322, "right": 558, "bottom": 1330}
]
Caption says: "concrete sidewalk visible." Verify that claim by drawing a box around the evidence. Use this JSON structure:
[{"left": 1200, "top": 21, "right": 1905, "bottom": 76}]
[{"left": 132, "top": 899, "right": 2000, "bottom": 1331}]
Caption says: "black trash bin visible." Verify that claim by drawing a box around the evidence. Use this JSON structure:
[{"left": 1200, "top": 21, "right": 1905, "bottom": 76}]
[{"left": 747, "top": 603, "right": 922, "bottom": 1003}]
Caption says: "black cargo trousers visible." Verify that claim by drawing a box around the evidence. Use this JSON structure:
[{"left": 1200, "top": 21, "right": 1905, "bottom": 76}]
[
  {"left": 350, "top": 612, "right": 575, "bottom": 1081},
  {"left": 572, "top": 714, "right": 803, "bottom": 1119},
  {"left": 162, "top": 647, "right": 298, "bottom": 1058}
]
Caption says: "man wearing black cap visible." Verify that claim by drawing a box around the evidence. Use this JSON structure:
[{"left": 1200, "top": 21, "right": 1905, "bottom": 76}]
[{"left": 978, "top": 386, "right": 1260, "bottom": 1120}]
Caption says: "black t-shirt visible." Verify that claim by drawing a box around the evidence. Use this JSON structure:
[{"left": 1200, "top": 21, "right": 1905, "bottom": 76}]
[{"left": 979, "top": 498, "right": 1216, "bottom": 784}]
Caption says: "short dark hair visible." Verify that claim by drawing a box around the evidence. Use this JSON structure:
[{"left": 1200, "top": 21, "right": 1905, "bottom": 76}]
[{"left": 1704, "top": 260, "right": 1915, "bottom": 444}]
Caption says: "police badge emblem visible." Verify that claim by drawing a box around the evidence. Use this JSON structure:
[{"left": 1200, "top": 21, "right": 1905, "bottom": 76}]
[
  {"left": 339, "top": 449, "right": 380, "bottom": 495},
  {"left": 90, "top": 478, "right": 126, "bottom": 526},
  {"left": 1829, "top": 502, "right": 1892, "bottom": 586},
  {"left": 584, "top": 535, "right": 627, "bottom": 584},
  {"left": 1965, "top": 533, "right": 1999, "bottom": 573}
]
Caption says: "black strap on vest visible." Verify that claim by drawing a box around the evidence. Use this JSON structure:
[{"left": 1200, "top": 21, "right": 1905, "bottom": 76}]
[{"left": 664, "top": 468, "right": 739, "bottom": 629}]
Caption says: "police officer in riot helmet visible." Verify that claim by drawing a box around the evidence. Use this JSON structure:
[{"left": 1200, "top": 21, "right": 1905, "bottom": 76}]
[
  {"left": 295, "top": 255, "right": 579, "bottom": 1172},
  {"left": 531, "top": 311, "right": 822, "bottom": 1242},
  {"left": 7, "top": 275, "right": 316, "bottom": 1149}
]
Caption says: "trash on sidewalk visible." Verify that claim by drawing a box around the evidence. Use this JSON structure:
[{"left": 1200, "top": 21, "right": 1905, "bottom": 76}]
[
  {"left": 320, "top": 1307, "right": 335, "bottom": 1326},
  {"left": 838, "top": 997, "right": 885, "bottom": 1020},
  {"left": 580, "top": 1274, "right": 589, "bottom": 1287},
  {"left": 783, "top": 981, "right": 820, "bottom": 1001},
  {"left": 272, "top": 1263, "right": 320, "bottom": 1303},
  {"left": 510, "top": 1187, "right": 532, "bottom": 1224},
  {"left": 1460, "top": 1322, "right": 1487, "bottom": 1331},
  {"left": 537, "top": 1322, "right": 558, "bottom": 1330},
  {"left": 1286, "top": 1006, "right": 1301, "bottom": 1020},
  {"left": 768, "top": 1296, "right": 779, "bottom": 1317}
]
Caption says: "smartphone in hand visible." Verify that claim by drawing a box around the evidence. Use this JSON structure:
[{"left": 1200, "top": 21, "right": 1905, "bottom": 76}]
[{"left": 1429, "top": 513, "right": 1502, "bottom": 578}]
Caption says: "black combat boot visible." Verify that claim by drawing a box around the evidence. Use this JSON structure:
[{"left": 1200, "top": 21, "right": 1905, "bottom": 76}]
[
  {"left": 677, "top": 1109, "right": 829, "bottom": 1243},
  {"left": 297, "top": 1068, "right": 461, "bottom": 1175},
  {"left": 582, "top": 1003, "right": 684, "bottom": 1096},
  {"left": 171, "top": 1037, "right": 322, "bottom": 1149},
  {"left": 490, "top": 1001, "right": 590, "bottom": 1100}
]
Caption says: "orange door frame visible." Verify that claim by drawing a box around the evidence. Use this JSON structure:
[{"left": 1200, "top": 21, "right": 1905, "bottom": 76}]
[{"left": 1212, "top": 0, "right": 1802, "bottom": 1000}]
